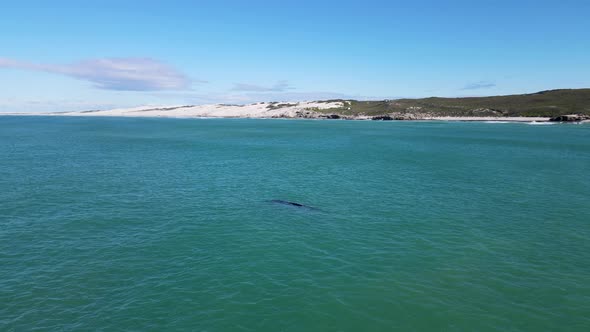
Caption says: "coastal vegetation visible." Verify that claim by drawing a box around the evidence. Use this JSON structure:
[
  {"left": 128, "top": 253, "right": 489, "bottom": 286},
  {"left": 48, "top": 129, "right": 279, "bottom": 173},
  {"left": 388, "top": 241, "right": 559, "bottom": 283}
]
[{"left": 310, "top": 89, "right": 590, "bottom": 117}]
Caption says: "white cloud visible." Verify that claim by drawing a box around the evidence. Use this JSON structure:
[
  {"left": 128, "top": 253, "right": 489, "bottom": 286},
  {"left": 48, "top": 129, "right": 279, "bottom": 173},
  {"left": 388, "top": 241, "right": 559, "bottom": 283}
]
[{"left": 0, "top": 57, "right": 193, "bottom": 91}]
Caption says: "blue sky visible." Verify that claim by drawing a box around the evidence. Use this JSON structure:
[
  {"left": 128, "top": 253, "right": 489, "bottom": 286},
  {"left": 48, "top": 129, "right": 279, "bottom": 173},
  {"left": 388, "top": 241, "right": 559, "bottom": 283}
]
[{"left": 1, "top": 0, "right": 589, "bottom": 112}]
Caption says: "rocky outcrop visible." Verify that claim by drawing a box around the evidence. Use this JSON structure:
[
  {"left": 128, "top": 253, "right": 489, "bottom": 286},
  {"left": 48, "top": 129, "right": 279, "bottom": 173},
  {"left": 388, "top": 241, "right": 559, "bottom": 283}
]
[
  {"left": 371, "top": 116, "right": 394, "bottom": 121},
  {"left": 370, "top": 113, "right": 422, "bottom": 120},
  {"left": 294, "top": 110, "right": 321, "bottom": 118},
  {"left": 549, "top": 114, "right": 590, "bottom": 122},
  {"left": 393, "top": 113, "right": 420, "bottom": 120},
  {"left": 319, "top": 114, "right": 341, "bottom": 119}
]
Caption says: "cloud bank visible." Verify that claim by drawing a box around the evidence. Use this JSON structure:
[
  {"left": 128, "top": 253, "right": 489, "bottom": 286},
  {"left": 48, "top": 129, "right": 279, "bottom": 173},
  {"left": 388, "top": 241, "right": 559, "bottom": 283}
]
[
  {"left": 231, "top": 80, "right": 294, "bottom": 92},
  {"left": 0, "top": 57, "right": 192, "bottom": 91},
  {"left": 462, "top": 81, "right": 496, "bottom": 90},
  {"left": 149, "top": 90, "right": 386, "bottom": 106}
]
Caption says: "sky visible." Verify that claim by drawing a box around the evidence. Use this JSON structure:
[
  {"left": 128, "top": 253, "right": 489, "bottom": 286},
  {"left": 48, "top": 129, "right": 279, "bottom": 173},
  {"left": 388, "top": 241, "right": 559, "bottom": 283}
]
[{"left": 1, "top": 0, "right": 589, "bottom": 112}]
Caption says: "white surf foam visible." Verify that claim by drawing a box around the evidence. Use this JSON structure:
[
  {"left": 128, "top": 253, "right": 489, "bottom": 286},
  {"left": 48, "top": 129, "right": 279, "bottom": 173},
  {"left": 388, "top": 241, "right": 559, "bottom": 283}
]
[{"left": 527, "top": 121, "right": 555, "bottom": 125}]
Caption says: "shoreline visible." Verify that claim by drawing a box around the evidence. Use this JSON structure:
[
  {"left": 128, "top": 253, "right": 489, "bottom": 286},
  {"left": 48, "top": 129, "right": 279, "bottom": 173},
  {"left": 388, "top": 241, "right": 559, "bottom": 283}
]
[
  {"left": 421, "top": 116, "right": 551, "bottom": 122},
  {"left": 0, "top": 112, "right": 567, "bottom": 123},
  {"left": 1, "top": 100, "right": 587, "bottom": 123}
]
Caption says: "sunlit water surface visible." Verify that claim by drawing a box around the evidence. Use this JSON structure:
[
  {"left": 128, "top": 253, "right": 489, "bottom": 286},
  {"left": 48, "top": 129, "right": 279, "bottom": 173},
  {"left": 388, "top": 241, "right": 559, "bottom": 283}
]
[{"left": 1, "top": 116, "right": 589, "bottom": 331}]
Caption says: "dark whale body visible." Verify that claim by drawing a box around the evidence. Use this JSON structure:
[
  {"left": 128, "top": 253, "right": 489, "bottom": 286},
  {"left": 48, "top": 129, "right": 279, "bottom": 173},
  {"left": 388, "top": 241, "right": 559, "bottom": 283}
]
[{"left": 269, "top": 199, "right": 319, "bottom": 211}]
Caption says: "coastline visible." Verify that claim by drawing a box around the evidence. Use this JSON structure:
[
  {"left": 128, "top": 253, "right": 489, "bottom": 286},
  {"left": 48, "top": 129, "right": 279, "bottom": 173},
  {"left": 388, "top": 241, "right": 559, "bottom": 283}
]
[
  {"left": 0, "top": 101, "right": 556, "bottom": 123},
  {"left": 422, "top": 116, "right": 551, "bottom": 122},
  {"left": 2, "top": 100, "right": 588, "bottom": 123},
  {"left": 0, "top": 112, "right": 554, "bottom": 123}
]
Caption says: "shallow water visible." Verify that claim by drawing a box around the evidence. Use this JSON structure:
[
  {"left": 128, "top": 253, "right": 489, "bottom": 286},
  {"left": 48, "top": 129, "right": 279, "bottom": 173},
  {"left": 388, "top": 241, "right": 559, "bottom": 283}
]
[{"left": 1, "top": 116, "right": 589, "bottom": 331}]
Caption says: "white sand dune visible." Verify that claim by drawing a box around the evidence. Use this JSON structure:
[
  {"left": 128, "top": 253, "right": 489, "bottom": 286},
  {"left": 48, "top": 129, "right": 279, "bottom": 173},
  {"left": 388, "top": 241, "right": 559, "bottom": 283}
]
[{"left": 58, "top": 101, "right": 348, "bottom": 119}]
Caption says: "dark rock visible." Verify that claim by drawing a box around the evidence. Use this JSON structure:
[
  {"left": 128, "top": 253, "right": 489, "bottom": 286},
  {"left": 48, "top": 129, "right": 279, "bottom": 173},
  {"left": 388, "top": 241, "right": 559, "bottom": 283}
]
[
  {"left": 371, "top": 116, "right": 394, "bottom": 121},
  {"left": 319, "top": 114, "right": 342, "bottom": 119},
  {"left": 549, "top": 114, "right": 590, "bottom": 122}
]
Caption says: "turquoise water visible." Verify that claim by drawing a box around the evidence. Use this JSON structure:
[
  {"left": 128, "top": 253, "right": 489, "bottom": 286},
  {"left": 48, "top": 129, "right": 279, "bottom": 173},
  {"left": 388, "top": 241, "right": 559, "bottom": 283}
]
[{"left": 1, "top": 116, "right": 589, "bottom": 331}]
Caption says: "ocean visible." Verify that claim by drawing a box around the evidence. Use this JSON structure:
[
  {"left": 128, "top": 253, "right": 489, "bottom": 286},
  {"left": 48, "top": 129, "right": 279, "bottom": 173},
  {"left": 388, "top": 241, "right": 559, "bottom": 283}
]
[{"left": 1, "top": 116, "right": 589, "bottom": 331}]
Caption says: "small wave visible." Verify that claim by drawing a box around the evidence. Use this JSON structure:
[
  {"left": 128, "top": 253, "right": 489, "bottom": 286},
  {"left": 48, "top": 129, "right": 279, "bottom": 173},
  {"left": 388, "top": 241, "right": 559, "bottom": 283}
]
[
  {"left": 527, "top": 121, "right": 555, "bottom": 125},
  {"left": 483, "top": 121, "right": 511, "bottom": 124}
]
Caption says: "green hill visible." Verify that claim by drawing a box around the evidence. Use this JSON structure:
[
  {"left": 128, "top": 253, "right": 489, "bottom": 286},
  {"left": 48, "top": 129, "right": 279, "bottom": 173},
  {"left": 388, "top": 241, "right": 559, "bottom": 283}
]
[{"left": 316, "top": 89, "right": 590, "bottom": 117}]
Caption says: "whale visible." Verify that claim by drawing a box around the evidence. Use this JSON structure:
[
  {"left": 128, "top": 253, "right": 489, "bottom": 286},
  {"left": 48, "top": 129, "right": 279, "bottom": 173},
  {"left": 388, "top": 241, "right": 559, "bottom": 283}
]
[{"left": 268, "top": 199, "right": 320, "bottom": 211}]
